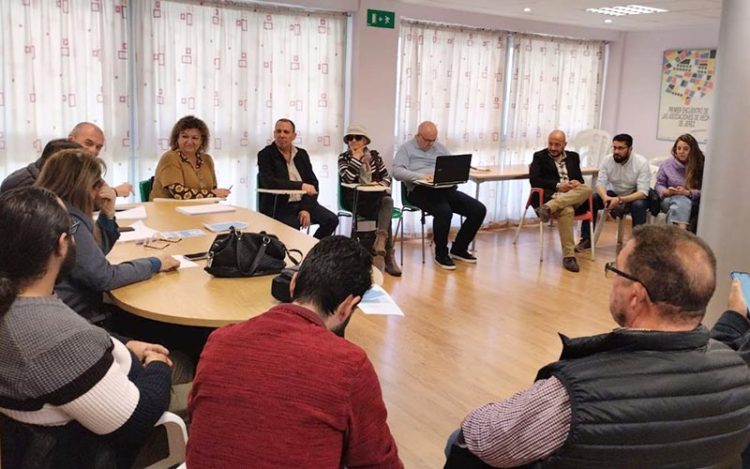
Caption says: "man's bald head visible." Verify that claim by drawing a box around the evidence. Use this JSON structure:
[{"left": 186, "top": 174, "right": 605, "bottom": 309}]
[
  {"left": 69, "top": 122, "right": 105, "bottom": 157},
  {"left": 416, "top": 121, "right": 438, "bottom": 151},
  {"left": 547, "top": 130, "right": 567, "bottom": 158}
]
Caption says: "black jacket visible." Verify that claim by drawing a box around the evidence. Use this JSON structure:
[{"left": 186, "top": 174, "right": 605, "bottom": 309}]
[
  {"left": 257, "top": 143, "right": 320, "bottom": 214},
  {"left": 528, "top": 150, "right": 584, "bottom": 208}
]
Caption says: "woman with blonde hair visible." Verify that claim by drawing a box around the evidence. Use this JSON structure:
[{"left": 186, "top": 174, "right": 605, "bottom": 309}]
[
  {"left": 655, "top": 133, "right": 705, "bottom": 230},
  {"left": 36, "top": 149, "right": 178, "bottom": 324}
]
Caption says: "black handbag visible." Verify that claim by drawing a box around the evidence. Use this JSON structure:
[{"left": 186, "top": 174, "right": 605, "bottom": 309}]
[
  {"left": 271, "top": 264, "right": 300, "bottom": 302},
  {"left": 647, "top": 188, "right": 661, "bottom": 217},
  {"left": 204, "top": 227, "right": 302, "bottom": 278}
]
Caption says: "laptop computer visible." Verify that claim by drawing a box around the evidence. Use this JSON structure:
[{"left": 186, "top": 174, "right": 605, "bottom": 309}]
[{"left": 415, "top": 154, "right": 472, "bottom": 187}]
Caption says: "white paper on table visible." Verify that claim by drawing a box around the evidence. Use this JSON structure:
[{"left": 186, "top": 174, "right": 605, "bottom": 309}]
[
  {"left": 358, "top": 284, "right": 404, "bottom": 316},
  {"left": 176, "top": 204, "right": 236, "bottom": 215},
  {"left": 171, "top": 255, "right": 200, "bottom": 269},
  {"left": 117, "top": 221, "right": 160, "bottom": 243},
  {"left": 116, "top": 205, "right": 148, "bottom": 220}
]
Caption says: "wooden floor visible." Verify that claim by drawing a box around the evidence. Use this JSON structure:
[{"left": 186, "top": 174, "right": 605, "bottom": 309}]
[{"left": 345, "top": 218, "right": 628, "bottom": 468}]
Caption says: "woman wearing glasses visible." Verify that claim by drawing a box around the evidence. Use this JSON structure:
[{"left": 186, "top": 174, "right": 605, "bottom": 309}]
[
  {"left": 35, "top": 149, "right": 179, "bottom": 325},
  {"left": 655, "top": 133, "right": 705, "bottom": 231},
  {"left": 338, "top": 124, "right": 401, "bottom": 276}
]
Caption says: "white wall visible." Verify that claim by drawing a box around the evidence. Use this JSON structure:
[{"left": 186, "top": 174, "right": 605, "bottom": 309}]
[{"left": 611, "top": 26, "right": 720, "bottom": 160}]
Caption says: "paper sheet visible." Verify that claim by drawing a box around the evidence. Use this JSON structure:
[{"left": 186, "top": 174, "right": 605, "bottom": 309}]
[
  {"left": 116, "top": 205, "right": 148, "bottom": 220},
  {"left": 172, "top": 255, "right": 200, "bottom": 269},
  {"left": 358, "top": 284, "right": 404, "bottom": 316},
  {"left": 117, "top": 221, "right": 160, "bottom": 243}
]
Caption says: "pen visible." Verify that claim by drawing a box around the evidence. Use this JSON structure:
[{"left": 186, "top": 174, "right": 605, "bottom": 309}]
[{"left": 228, "top": 185, "right": 233, "bottom": 191}]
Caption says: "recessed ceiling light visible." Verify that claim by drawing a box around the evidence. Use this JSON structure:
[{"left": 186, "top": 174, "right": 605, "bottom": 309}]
[
  {"left": 523, "top": 7, "right": 531, "bottom": 13},
  {"left": 586, "top": 4, "right": 668, "bottom": 17},
  {"left": 604, "top": 19, "right": 613, "bottom": 23}
]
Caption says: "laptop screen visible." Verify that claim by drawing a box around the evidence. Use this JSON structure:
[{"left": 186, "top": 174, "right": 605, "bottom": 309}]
[{"left": 433, "top": 154, "right": 472, "bottom": 184}]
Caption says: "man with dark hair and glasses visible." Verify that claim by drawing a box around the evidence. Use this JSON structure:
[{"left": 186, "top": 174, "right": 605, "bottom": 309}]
[
  {"left": 393, "top": 121, "right": 486, "bottom": 270},
  {"left": 446, "top": 224, "right": 750, "bottom": 468}
]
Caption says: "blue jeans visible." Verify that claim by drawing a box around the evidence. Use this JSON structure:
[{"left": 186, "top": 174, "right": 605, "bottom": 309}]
[
  {"left": 660, "top": 195, "right": 693, "bottom": 224},
  {"left": 581, "top": 190, "right": 649, "bottom": 240}
]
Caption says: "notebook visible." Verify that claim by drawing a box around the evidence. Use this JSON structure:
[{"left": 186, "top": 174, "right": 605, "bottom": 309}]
[
  {"left": 415, "top": 154, "right": 472, "bottom": 187},
  {"left": 176, "top": 204, "right": 236, "bottom": 215},
  {"left": 203, "top": 221, "right": 249, "bottom": 232}
]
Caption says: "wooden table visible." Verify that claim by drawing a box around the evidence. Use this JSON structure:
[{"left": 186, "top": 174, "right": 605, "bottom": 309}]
[{"left": 107, "top": 203, "right": 318, "bottom": 327}]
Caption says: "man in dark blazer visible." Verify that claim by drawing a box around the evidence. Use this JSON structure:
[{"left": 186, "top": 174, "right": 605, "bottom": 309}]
[
  {"left": 257, "top": 118, "right": 338, "bottom": 239},
  {"left": 529, "top": 130, "right": 592, "bottom": 272}
]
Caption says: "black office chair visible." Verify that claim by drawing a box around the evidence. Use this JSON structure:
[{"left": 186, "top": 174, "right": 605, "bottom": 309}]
[{"left": 399, "top": 181, "right": 431, "bottom": 264}]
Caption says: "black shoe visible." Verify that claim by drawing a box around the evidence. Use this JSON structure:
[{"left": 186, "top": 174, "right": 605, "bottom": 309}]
[
  {"left": 562, "top": 256, "right": 580, "bottom": 272},
  {"left": 535, "top": 205, "right": 552, "bottom": 223},
  {"left": 450, "top": 249, "right": 477, "bottom": 264},
  {"left": 434, "top": 253, "right": 456, "bottom": 270},
  {"left": 574, "top": 238, "right": 591, "bottom": 253}
]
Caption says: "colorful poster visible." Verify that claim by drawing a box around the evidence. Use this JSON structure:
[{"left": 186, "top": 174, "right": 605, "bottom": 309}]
[{"left": 657, "top": 49, "right": 717, "bottom": 144}]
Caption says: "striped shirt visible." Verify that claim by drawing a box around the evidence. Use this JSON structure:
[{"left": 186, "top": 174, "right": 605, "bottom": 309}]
[
  {"left": 461, "top": 377, "right": 571, "bottom": 467},
  {"left": 338, "top": 149, "right": 391, "bottom": 187}
]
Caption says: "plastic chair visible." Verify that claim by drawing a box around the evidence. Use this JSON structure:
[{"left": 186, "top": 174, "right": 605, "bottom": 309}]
[
  {"left": 143, "top": 412, "right": 188, "bottom": 469},
  {"left": 570, "top": 129, "right": 611, "bottom": 169},
  {"left": 513, "top": 188, "right": 595, "bottom": 262},
  {"left": 399, "top": 182, "right": 432, "bottom": 264},
  {"left": 139, "top": 177, "right": 154, "bottom": 202}
]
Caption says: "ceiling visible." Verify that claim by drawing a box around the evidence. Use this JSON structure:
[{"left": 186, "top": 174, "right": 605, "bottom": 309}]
[{"left": 399, "top": 0, "right": 723, "bottom": 31}]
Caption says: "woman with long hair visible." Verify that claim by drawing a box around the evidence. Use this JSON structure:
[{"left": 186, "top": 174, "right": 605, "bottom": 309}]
[
  {"left": 36, "top": 149, "right": 178, "bottom": 323},
  {"left": 655, "top": 133, "right": 705, "bottom": 230},
  {"left": 0, "top": 187, "right": 172, "bottom": 467}
]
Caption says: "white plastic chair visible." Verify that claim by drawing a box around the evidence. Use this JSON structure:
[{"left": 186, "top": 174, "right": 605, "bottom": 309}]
[
  {"left": 143, "top": 411, "right": 188, "bottom": 469},
  {"left": 571, "top": 129, "right": 611, "bottom": 169}
]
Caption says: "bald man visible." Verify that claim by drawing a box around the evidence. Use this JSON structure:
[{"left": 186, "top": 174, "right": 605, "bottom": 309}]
[
  {"left": 393, "top": 121, "right": 486, "bottom": 270},
  {"left": 529, "top": 130, "right": 592, "bottom": 272},
  {"left": 69, "top": 122, "right": 133, "bottom": 198},
  {"left": 447, "top": 225, "right": 750, "bottom": 467}
]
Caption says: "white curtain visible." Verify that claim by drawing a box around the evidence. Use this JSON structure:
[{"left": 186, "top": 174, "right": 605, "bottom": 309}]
[
  {"left": 396, "top": 21, "right": 508, "bottom": 231},
  {"left": 135, "top": 0, "right": 347, "bottom": 209},
  {"left": 502, "top": 34, "right": 606, "bottom": 221},
  {"left": 0, "top": 0, "right": 346, "bottom": 210},
  {"left": 0, "top": 0, "right": 131, "bottom": 187}
]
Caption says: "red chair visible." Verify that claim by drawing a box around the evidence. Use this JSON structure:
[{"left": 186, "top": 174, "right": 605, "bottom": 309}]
[{"left": 512, "top": 188, "right": 595, "bottom": 262}]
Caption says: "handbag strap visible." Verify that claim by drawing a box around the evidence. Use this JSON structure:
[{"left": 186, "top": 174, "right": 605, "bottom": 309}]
[
  {"left": 286, "top": 248, "right": 303, "bottom": 266},
  {"left": 236, "top": 232, "right": 272, "bottom": 277}
]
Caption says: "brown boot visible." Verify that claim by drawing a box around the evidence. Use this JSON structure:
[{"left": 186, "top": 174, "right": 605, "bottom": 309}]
[
  {"left": 384, "top": 249, "right": 402, "bottom": 277},
  {"left": 373, "top": 229, "right": 387, "bottom": 256}
]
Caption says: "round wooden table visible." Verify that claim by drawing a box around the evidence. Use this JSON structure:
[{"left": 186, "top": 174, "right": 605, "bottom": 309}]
[{"left": 107, "top": 202, "right": 381, "bottom": 327}]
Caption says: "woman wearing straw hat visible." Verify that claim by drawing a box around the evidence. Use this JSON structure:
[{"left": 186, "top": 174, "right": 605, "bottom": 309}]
[{"left": 338, "top": 124, "right": 401, "bottom": 276}]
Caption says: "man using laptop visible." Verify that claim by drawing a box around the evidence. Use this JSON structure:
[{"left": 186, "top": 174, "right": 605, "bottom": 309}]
[{"left": 393, "top": 121, "right": 486, "bottom": 270}]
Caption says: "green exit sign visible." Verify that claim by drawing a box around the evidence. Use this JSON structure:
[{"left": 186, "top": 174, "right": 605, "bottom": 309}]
[{"left": 367, "top": 9, "right": 395, "bottom": 29}]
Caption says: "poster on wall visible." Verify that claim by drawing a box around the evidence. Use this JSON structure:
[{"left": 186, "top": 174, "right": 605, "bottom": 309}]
[{"left": 657, "top": 48, "right": 717, "bottom": 144}]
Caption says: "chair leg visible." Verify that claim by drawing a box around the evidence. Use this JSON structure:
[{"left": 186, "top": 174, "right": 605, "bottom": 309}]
[
  {"left": 589, "top": 217, "right": 596, "bottom": 260},
  {"left": 616, "top": 217, "right": 625, "bottom": 244},
  {"left": 420, "top": 212, "right": 426, "bottom": 264},
  {"left": 396, "top": 216, "right": 404, "bottom": 266},
  {"left": 593, "top": 209, "right": 606, "bottom": 246},
  {"left": 539, "top": 212, "right": 544, "bottom": 263},
  {"left": 513, "top": 208, "right": 528, "bottom": 245}
]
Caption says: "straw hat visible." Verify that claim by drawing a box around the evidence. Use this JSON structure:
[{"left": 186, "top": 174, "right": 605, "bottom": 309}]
[{"left": 343, "top": 124, "right": 371, "bottom": 145}]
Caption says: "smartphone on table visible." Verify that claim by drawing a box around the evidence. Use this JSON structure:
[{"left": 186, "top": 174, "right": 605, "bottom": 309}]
[
  {"left": 730, "top": 271, "right": 750, "bottom": 313},
  {"left": 184, "top": 252, "right": 209, "bottom": 261}
]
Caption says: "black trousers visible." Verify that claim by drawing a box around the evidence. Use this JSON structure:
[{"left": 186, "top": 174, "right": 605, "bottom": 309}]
[
  {"left": 407, "top": 186, "right": 486, "bottom": 255},
  {"left": 275, "top": 200, "right": 339, "bottom": 239}
]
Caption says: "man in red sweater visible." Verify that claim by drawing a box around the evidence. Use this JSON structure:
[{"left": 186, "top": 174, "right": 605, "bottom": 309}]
[{"left": 187, "top": 236, "right": 403, "bottom": 468}]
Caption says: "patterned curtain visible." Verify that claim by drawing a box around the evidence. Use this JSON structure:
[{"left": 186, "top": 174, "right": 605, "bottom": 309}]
[
  {"left": 135, "top": 0, "right": 347, "bottom": 208},
  {"left": 0, "top": 0, "right": 346, "bottom": 211},
  {"left": 0, "top": 0, "right": 131, "bottom": 187},
  {"left": 502, "top": 33, "right": 606, "bottom": 220},
  {"left": 396, "top": 21, "right": 508, "bottom": 230}
]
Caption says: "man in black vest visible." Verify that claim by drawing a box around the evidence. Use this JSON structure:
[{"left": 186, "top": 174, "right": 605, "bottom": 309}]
[{"left": 446, "top": 224, "right": 750, "bottom": 468}]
